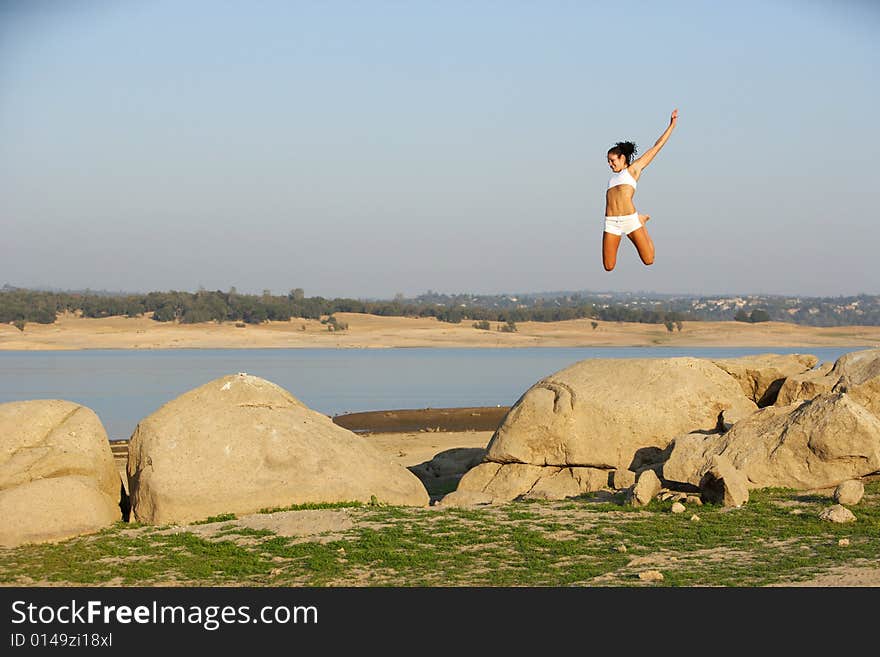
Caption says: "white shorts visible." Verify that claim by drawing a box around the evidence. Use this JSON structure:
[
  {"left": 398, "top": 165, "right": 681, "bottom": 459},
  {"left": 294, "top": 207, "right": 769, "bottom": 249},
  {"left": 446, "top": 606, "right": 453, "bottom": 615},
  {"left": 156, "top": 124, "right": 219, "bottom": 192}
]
[{"left": 604, "top": 212, "right": 642, "bottom": 236}]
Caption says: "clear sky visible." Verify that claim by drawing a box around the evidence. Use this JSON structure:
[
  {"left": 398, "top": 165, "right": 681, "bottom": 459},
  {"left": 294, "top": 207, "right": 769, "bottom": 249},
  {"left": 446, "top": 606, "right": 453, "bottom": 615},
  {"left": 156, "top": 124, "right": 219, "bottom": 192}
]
[{"left": 2, "top": 0, "right": 878, "bottom": 299}]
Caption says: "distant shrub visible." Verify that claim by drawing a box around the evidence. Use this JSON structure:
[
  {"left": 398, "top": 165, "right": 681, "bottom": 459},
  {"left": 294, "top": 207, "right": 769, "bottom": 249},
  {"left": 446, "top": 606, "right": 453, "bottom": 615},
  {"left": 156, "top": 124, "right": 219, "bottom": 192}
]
[
  {"left": 735, "top": 309, "right": 770, "bottom": 323},
  {"left": 499, "top": 320, "right": 517, "bottom": 333},
  {"left": 323, "top": 315, "right": 348, "bottom": 331},
  {"left": 591, "top": 321, "right": 599, "bottom": 330},
  {"left": 473, "top": 320, "right": 491, "bottom": 330}
]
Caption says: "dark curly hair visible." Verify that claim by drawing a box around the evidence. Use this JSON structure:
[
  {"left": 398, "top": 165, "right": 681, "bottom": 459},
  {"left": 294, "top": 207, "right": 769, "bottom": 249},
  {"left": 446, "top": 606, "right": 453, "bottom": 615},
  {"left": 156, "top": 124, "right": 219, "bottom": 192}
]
[{"left": 608, "top": 141, "right": 637, "bottom": 165}]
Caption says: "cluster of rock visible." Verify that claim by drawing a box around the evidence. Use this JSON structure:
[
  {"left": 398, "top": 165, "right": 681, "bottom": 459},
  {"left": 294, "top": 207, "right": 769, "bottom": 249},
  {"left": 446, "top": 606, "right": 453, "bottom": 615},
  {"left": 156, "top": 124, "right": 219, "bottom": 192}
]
[
  {"left": 3, "top": 348, "right": 878, "bottom": 548},
  {"left": 440, "top": 350, "right": 880, "bottom": 510},
  {"left": 1, "top": 374, "right": 428, "bottom": 547}
]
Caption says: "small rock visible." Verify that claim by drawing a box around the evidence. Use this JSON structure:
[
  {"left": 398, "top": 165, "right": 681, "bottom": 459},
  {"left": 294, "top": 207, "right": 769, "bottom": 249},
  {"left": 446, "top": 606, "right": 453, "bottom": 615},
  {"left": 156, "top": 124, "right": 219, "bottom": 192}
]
[
  {"left": 638, "top": 570, "right": 664, "bottom": 582},
  {"left": 686, "top": 495, "right": 703, "bottom": 506},
  {"left": 818, "top": 505, "right": 856, "bottom": 524},
  {"left": 838, "top": 538, "right": 850, "bottom": 547},
  {"left": 611, "top": 468, "right": 636, "bottom": 490},
  {"left": 671, "top": 502, "right": 686, "bottom": 514},
  {"left": 630, "top": 469, "right": 662, "bottom": 507},
  {"left": 789, "top": 509, "right": 804, "bottom": 515},
  {"left": 660, "top": 492, "right": 674, "bottom": 501},
  {"left": 833, "top": 480, "right": 864, "bottom": 506},
  {"left": 615, "top": 543, "right": 627, "bottom": 553},
  {"left": 690, "top": 514, "right": 701, "bottom": 522}
]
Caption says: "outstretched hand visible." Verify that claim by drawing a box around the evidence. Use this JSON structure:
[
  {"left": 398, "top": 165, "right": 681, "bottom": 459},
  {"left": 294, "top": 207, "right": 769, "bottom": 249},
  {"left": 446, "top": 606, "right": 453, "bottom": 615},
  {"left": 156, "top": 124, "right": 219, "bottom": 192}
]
[{"left": 670, "top": 108, "right": 679, "bottom": 125}]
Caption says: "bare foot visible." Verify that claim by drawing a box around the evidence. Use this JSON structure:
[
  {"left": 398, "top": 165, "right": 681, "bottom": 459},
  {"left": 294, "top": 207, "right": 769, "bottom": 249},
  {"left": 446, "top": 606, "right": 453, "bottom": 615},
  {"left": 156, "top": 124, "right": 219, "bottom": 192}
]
[{"left": 639, "top": 214, "right": 651, "bottom": 225}]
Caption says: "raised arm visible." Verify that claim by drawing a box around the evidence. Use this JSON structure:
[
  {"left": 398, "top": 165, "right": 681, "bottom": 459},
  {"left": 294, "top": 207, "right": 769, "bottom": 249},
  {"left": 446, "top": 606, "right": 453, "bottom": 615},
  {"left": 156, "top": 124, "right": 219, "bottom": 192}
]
[{"left": 630, "top": 109, "right": 678, "bottom": 176}]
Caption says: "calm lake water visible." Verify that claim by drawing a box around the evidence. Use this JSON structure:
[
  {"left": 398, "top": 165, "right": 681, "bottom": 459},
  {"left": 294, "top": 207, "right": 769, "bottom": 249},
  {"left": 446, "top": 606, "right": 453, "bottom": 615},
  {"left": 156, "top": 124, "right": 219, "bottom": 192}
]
[{"left": 0, "top": 346, "right": 859, "bottom": 440}]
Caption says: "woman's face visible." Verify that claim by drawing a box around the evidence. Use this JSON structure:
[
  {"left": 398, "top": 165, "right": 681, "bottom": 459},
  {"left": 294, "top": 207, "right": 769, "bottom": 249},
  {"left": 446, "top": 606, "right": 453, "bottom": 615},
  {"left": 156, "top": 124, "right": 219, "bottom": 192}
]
[{"left": 607, "top": 152, "right": 626, "bottom": 172}]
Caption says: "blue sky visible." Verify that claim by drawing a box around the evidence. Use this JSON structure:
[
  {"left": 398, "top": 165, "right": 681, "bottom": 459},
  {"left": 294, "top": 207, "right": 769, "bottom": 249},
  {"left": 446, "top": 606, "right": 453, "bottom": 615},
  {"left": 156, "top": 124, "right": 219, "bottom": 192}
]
[{"left": 2, "top": 0, "right": 878, "bottom": 298}]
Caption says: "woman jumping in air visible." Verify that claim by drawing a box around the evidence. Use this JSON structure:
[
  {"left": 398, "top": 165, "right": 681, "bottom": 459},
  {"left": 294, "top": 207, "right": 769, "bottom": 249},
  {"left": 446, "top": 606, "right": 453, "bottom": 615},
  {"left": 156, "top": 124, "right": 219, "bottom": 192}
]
[{"left": 603, "top": 108, "right": 678, "bottom": 271}]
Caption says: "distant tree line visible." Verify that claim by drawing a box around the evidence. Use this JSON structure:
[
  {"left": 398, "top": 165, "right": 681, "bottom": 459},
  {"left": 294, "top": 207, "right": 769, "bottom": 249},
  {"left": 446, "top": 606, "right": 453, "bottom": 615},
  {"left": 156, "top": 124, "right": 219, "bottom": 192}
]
[
  {"left": 0, "top": 287, "right": 695, "bottom": 327},
  {"left": 10, "top": 285, "right": 880, "bottom": 327}
]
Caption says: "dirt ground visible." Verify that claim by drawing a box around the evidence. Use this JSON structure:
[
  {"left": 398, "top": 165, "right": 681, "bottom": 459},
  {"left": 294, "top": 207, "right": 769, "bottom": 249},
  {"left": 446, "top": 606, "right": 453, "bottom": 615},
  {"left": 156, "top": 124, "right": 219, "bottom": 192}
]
[{"left": 3, "top": 312, "right": 880, "bottom": 350}]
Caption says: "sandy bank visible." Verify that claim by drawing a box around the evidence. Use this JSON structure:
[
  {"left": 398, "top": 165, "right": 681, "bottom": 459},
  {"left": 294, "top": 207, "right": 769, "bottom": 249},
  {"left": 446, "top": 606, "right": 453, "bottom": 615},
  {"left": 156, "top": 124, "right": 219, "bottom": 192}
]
[{"left": 3, "top": 312, "right": 880, "bottom": 350}]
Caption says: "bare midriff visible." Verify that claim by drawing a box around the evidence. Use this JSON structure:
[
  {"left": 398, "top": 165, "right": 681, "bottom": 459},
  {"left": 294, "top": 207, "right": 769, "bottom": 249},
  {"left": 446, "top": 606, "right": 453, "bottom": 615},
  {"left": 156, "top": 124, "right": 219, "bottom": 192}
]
[{"left": 605, "top": 185, "right": 636, "bottom": 217}]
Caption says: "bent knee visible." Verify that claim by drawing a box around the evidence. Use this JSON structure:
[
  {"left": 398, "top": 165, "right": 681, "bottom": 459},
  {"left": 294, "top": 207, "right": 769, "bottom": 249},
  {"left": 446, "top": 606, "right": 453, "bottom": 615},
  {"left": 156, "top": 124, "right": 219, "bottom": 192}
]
[
  {"left": 641, "top": 256, "right": 655, "bottom": 266},
  {"left": 604, "top": 262, "right": 616, "bottom": 272}
]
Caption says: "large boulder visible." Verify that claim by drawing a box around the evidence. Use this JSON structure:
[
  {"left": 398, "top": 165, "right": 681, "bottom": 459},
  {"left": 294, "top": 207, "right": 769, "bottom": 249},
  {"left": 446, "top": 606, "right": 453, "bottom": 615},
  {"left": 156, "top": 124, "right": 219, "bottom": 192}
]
[
  {"left": 127, "top": 373, "right": 429, "bottom": 524},
  {"left": 441, "top": 357, "right": 756, "bottom": 504},
  {"left": 710, "top": 353, "right": 818, "bottom": 406},
  {"left": 662, "top": 391, "right": 880, "bottom": 490},
  {"left": 776, "top": 349, "right": 880, "bottom": 406},
  {"left": 483, "top": 357, "right": 756, "bottom": 471},
  {"left": 0, "top": 400, "right": 122, "bottom": 547}
]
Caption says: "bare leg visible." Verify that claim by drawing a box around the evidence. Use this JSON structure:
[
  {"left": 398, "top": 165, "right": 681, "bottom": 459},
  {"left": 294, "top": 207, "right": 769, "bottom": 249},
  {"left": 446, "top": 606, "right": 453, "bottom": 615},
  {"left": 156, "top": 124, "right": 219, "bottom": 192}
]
[
  {"left": 627, "top": 226, "right": 655, "bottom": 265},
  {"left": 602, "top": 232, "right": 622, "bottom": 271}
]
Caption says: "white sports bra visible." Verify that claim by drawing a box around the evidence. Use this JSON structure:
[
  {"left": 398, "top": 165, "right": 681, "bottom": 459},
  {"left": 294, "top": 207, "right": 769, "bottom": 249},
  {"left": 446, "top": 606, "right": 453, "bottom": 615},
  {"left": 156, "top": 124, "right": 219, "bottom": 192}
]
[{"left": 607, "top": 167, "right": 637, "bottom": 190}]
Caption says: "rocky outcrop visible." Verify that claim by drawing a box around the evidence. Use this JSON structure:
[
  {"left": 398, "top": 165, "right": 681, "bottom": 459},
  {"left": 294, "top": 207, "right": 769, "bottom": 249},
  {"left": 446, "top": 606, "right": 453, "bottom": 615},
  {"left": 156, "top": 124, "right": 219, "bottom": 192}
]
[
  {"left": 444, "top": 349, "right": 880, "bottom": 505},
  {"left": 483, "top": 357, "right": 757, "bottom": 472},
  {"left": 0, "top": 400, "right": 122, "bottom": 547},
  {"left": 710, "top": 353, "right": 818, "bottom": 406},
  {"left": 776, "top": 349, "right": 880, "bottom": 406},
  {"left": 442, "top": 356, "right": 760, "bottom": 504},
  {"left": 127, "top": 373, "right": 429, "bottom": 524},
  {"left": 662, "top": 391, "right": 880, "bottom": 491}
]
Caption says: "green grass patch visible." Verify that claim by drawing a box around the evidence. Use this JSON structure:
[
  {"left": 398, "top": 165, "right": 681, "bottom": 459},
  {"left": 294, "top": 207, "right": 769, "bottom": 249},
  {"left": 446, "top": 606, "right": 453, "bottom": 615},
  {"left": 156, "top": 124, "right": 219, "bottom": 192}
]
[
  {"left": 193, "top": 513, "right": 237, "bottom": 524},
  {"left": 1, "top": 481, "right": 877, "bottom": 586},
  {"left": 257, "top": 501, "right": 365, "bottom": 514}
]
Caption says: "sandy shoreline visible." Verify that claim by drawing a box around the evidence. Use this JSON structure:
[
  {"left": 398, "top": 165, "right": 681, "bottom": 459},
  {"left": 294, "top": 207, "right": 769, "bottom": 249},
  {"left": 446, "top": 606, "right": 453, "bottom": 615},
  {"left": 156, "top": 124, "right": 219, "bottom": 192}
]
[{"left": 3, "top": 312, "right": 880, "bottom": 350}]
